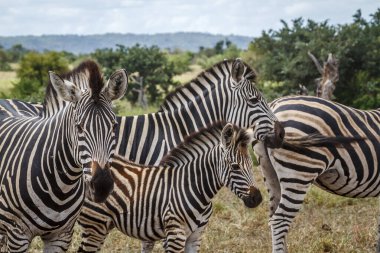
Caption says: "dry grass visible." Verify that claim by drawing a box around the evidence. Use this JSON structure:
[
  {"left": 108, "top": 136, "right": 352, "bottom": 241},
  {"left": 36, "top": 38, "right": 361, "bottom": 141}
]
[
  {"left": 173, "top": 65, "right": 203, "bottom": 84},
  {"left": 29, "top": 166, "right": 378, "bottom": 252},
  {"left": 0, "top": 70, "right": 17, "bottom": 95}
]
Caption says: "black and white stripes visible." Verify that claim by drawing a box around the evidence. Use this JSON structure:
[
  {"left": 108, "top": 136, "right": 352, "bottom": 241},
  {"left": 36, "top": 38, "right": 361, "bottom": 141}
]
[
  {"left": 78, "top": 58, "right": 283, "bottom": 248},
  {"left": 253, "top": 95, "right": 380, "bottom": 253},
  {"left": 78, "top": 122, "right": 261, "bottom": 252},
  {"left": 0, "top": 60, "right": 127, "bottom": 252}
]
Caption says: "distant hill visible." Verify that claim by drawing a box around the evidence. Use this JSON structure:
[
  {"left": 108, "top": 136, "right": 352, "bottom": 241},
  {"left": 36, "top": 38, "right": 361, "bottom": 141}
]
[{"left": 0, "top": 32, "right": 253, "bottom": 54}]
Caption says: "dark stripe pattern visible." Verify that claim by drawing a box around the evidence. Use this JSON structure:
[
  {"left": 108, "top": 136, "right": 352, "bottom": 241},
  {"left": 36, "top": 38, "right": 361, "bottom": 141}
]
[
  {"left": 0, "top": 61, "right": 123, "bottom": 252},
  {"left": 78, "top": 123, "right": 260, "bottom": 252},
  {"left": 79, "top": 59, "right": 279, "bottom": 247},
  {"left": 254, "top": 95, "right": 380, "bottom": 253}
]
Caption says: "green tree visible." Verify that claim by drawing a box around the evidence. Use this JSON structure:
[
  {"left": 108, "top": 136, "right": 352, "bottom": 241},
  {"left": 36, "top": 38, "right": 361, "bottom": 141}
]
[
  {"left": 167, "top": 50, "right": 193, "bottom": 75},
  {"left": 91, "top": 44, "right": 179, "bottom": 104},
  {"left": 246, "top": 8, "right": 380, "bottom": 108},
  {"left": 120, "top": 44, "right": 178, "bottom": 104},
  {"left": 11, "top": 51, "right": 69, "bottom": 102},
  {"left": 7, "top": 44, "right": 29, "bottom": 62},
  {"left": 0, "top": 48, "right": 12, "bottom": 71}
]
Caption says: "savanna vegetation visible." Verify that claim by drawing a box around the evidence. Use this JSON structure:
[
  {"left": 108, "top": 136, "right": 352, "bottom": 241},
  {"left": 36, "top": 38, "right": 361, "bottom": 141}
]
[{"left": 0, "top": 8, "right": 379, "bottom": 253}]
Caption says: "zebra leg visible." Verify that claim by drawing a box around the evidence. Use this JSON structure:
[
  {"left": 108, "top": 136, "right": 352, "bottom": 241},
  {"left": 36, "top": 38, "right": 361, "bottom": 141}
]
[
  {"left": 253, "top": 142, "right": 281, "bottom": 216},
  {"left": 269, "top": 181, "right": 312, "bottom": 253},
  {"left": 42, "top": 229, "right": 73, "bottom": 253},
  {"left": 163, "top": 212, "right": 187, "bottom": 253},
  {"left": 184, "top": 226, "right": 207, "bottom": 253},
  {"left": 377, "top": 208, "right": 380, "bottom": 253},
  {"left": 77, "top": 203, "right": 114, "bottom": 252},
  {"left": 141, "top": 241, "right": 155, "bottom": 253},
  {"left": 5, "top": 233, "right": 30, "bottom": 252},
  {"left": 0, "top": 235, "right": 7, "bottom": 252}
]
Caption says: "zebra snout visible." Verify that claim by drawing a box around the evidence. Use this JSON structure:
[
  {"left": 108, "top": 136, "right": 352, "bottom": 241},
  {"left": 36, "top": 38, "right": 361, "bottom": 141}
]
[
  {"left": 242, "top": 186, "right": 262, "bottom": 208},
  {"left": 264, "top": 121, "right": 285, "bottom": 149},
  {"left": 88, "top": 161, "right": 114, "bottom": 203}
]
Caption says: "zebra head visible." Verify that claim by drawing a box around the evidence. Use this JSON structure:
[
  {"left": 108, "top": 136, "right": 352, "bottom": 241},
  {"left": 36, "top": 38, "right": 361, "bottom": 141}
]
[
  {"left": 49, "top": 67, "right": 128, "bottom": 203},
  {"left": 227, "top": 59, "right": 284, "bottom": 148},
  {"left": 219, "top": 123, "right": 262, "bottom": 208}
]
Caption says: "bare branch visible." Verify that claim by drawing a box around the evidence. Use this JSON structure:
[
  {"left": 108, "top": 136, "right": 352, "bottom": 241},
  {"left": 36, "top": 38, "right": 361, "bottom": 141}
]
[{"left": 307, "top": 51, "right": 323, "bottom": 74}]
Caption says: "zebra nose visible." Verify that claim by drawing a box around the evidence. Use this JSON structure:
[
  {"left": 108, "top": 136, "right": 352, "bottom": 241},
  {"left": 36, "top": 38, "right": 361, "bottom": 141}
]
[
  {"left": 89, "top": 161, "right": 114, "bottom": 203},
  {"left": 243, "top": 186, "right": 262, "bottom": 208}
]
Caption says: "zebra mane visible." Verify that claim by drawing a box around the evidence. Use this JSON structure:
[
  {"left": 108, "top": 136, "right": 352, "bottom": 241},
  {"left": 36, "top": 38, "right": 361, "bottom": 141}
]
[
  {"left": 158, "top": 59, "right": 257, "bottom": 112},
  {"left": 159, "top": 121, "right": 252, "bottom": 166},
  {"left": 43, "top": 60, "right": 105, "bottom": 115}
]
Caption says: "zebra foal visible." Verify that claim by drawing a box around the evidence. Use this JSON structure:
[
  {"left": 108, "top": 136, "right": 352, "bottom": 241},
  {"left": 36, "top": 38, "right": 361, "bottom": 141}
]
[
  {"left": 0, "top": 60, "right": 128, "bottom": 252},
  {"left": 253, "top": 95, "right": 379, "bottom": 252},
  {"left": 78, "top": 122, "right": 262, "bottom": 252}
]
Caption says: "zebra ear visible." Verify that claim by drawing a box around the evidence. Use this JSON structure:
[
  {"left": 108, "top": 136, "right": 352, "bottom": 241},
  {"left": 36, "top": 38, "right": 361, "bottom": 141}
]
[
  {"left": 105, "top": 69, "right": 128, "bottom": 101},
  {"left": 221, "top": 123, "right": 235, "bottom": 148},
  {"left": 231, "top": 58, "right": 245, "bottom": 83},
  {"left": 49, "top": 71, "right": 81, "bottom": 102}
]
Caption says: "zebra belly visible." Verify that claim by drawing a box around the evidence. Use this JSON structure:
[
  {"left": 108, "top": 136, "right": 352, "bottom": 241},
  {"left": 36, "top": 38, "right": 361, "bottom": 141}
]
[
  {"left": 116, "top": 212, "right": 166, "bottom": 241},
  {"left": 315, "top": 163, "right": 380, "bottom": 198}
]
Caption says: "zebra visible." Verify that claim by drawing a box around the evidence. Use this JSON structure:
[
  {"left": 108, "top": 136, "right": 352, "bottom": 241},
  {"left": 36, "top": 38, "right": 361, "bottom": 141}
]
[
  {"left": 0, "top": 60, "right": 128, "bottom": 252},
  {"left": 0, "top": 99, "right": 42, "bottom": 117},
  {"left": 77, "top": 58, "right": 284, "bottom": 249},
  {"left": 78, "top": 122, "right": 262, "bottom": 252},
  {"left": 252, "top": 95, "right": 379, "bottom": 253}
]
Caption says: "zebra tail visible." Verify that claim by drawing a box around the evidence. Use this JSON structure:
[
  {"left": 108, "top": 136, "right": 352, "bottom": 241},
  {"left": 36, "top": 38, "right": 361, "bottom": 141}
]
[{"left": 282, "top": 134, "right": 366, "bottom": 150}]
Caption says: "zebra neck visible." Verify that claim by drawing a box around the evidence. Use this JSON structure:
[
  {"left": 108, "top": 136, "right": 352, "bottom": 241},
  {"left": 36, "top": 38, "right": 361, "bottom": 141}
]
[
  {"left": 160, "top": 86, "right": 224, "bottom": 140},
  {"left": 161, "top": 80, "right": 224, "bottom": 129},
  {"left": 176, "top": 148, "right": 223, "bottom": 205},
  {"left": 47, "top": 106, "right": 82, "bottom": 176}
]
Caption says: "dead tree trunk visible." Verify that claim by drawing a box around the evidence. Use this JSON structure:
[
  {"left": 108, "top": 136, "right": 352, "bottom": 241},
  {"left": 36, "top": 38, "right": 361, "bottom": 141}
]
[{"left": 308, "top": 52, "right": 339, "bottom": 100}]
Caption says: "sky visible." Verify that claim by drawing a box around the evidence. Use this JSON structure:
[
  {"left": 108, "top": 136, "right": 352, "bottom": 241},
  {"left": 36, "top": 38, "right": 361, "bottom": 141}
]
[{"left": 0, "top": 0, "right": 378, "bottom": 37}]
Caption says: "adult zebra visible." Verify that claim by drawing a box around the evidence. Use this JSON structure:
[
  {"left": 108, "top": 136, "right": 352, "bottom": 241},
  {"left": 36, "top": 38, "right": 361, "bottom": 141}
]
[
  {"left": 80, "top": 122, "right": 262, "bottom": 252},
  {"left": 78, "top": 58, "right": 284, "bottom": 250},
  {"left": 252, "top": 95, "right": 379, "bottom": 252},
  {"left": 0, "top": 60, "right": 128, "bottom": 252}
]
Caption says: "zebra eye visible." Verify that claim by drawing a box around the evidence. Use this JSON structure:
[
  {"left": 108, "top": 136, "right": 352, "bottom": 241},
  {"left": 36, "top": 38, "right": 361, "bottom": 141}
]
[
  {"left": 112, "top": 122, "right": 118, "bottom": 131},
  {"left": 76, "top": 123, "right": 84, "bottom": 134},
  {"left": 231, "top": 163, "right": 240, "bottom": 170},
  {"left": 249, "top": 96, "right": 259, "bottom": 104}
]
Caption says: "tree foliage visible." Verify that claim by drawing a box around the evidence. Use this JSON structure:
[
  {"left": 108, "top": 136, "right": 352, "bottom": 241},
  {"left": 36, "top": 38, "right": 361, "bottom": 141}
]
[
  {"left": 246, "top": 8, "right": 380, "bottom": 109},
  {"left": 11, "top": 51, "right": 69, "bottom": 102},
  {"left": 196, "top": 40, "right": 242, "bottom": 69},
  {"left": 91, "top": 44, "right": 179, "bottom": 104}
]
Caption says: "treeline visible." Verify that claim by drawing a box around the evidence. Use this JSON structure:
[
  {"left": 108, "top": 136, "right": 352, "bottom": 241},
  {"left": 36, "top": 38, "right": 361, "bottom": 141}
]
[
  {"left": 1, "top": 8, "right": 379, "bottom": 109},
  {"left": 245, "top": 9, "right": 380, "bottom": 109},
  {"left": 0, "top": 40, "right": 240, "bottom": 105}
]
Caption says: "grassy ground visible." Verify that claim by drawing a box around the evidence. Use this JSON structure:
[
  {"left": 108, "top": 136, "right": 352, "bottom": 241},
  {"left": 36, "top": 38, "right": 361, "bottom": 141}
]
[
  {"left": 29, "top": 168, "right": 378, "bottom": 253},
  {"left": 0, "top": 67, "right": 18, "bottom": 96},
  {"left": 173, "top": 65, "right": 203, "bottom": 84}
]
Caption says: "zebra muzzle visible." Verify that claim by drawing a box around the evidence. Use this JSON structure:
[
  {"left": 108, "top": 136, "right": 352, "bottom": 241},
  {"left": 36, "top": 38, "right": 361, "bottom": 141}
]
[
  {"left": 87, "top": 161, "right": 115, "bottom": 203},
  {"left": 242, "top": 186, "right": 262, "bottom": 208}
]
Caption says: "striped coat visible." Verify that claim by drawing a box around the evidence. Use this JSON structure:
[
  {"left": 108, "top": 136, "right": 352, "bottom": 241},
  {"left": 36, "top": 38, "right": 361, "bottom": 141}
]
[
  {"left": 0, "top": 61, "right": 128, "bottom": 252},
  {"left": 79, "top": 123, "right": 262, "bottom": 252},
  {"left": 253, "top": 95, "right": 379, "bottom": 253}
]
